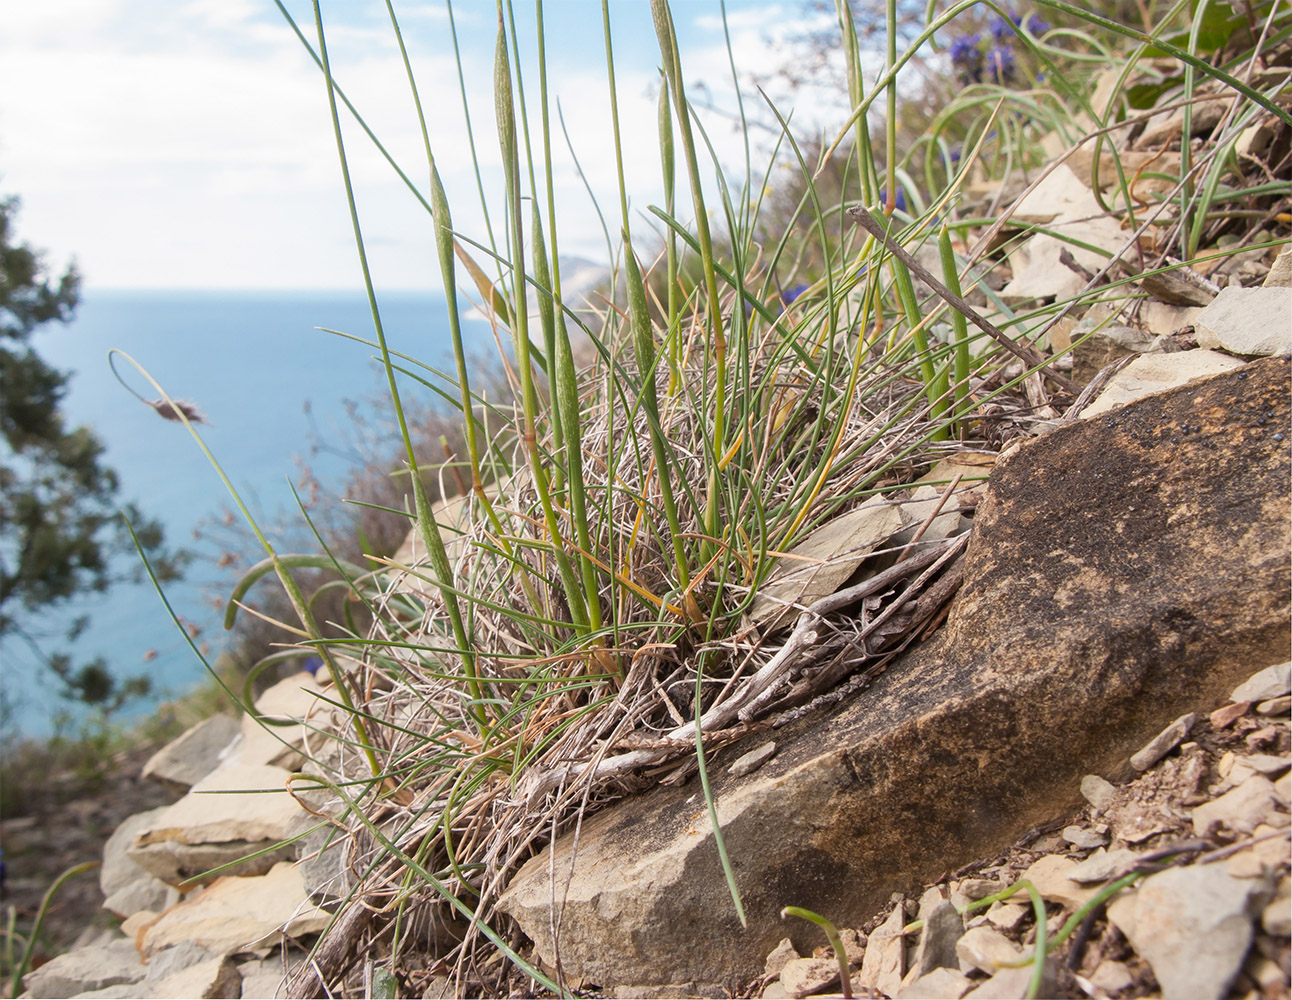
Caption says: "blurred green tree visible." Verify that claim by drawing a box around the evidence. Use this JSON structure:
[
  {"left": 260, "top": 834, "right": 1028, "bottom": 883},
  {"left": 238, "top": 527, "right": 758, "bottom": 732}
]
[{"left": 0, "top": 195, "right": 187, "bottom": 711}]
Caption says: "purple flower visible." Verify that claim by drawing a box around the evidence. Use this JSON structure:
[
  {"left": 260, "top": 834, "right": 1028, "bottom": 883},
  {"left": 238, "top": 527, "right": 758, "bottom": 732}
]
[
  {"left": 986, "top": 44, "right": 1016, "bottom": 83},
  {"left": 949, "top": 31, "right": 984, "bottom": 84},
  {"left": 781, "top": 283, "right": 810, "bottom": 305},
  {"left": 949, "top": 31, "right": 981, "bottom": 66},
  {"left": 990, "top": 14, "right": 1017, "bottom": 40},
  {"left": 1022, "top": 12, "right": 1049, "bottom": 33},
  {"left": 879, "top": 186, "right": 908, "bottom": 213}
]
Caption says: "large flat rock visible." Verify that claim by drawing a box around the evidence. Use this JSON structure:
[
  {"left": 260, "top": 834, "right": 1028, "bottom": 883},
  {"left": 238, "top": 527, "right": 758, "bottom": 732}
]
[
  {"left": 127, "top": 762, "right": 302, "bottom": 886},
  {"left": 499, "top": 356, "right": 1291, "bottom": 995},
  {"left": 140, "top": 861, "right": 331, "bottom": 959}
]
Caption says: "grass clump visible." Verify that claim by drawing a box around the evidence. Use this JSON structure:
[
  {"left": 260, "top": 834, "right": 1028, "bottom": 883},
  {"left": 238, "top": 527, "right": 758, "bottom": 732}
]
[{"left": 126, "top": 0, "right": 1288, "bottom": 993}]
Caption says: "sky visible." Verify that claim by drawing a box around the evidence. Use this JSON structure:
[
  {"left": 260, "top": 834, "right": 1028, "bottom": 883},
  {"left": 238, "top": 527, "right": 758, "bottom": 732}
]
[{"left": 1, "top": 0, "right": 860, "bottom": 292}]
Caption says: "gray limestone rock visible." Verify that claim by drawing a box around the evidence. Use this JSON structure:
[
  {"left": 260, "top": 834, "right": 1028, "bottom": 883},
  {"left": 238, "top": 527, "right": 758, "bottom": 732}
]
[
  {"left": 100, "top": 807, "right": 180, "bottom": 918},
  {"left": 963, "top": 962, "right": 1056, "bottom": 999},
  {"left": 1079, "top": 774, "right": 1117, "bottom": 813},
  {"left": 498, "top": 358, "right": 1291, "bottom": 993},
  {"left": 910, "top": 900, "right": 964, "bottom": 978},
  {"left": 857, "top": 901, "right": 907, "bottom": 997},
  {"left": 1061, "top": 825, "right": 1108, "bottom": 849},
  {"left": 1130, "top": 713, "right": 1195, "bottom": 771},
  {"left": 22, "top": 939, "right": 145, "bottom": 999},
  {"left": 1068, "top": 847, "right": 1140, "bottom": 884},
  {"left": 140, "top": 714, "right": 240, "bottom": 792},
  {"left": 1193, "top": 774, "right": 1281, "bottom": 837},
  {"left": 955, "top": 926, "right": 1023, "bottom": 975},
  {"left": 897, "top": 966, "right": 972, "bottom": 999},
  {"left": 1232, "top": 661, "right": 1291, "bottom": 704},
  {"left": 143, "top": 941, "right": 219, "bottom": 982},
  {"left": 1264, "top": 245, "right": 1292, "bottom": 288},
  {"left": 1107, "top": 862, "right": 1272, "bottom": 1000},
  {"left": 1194, "top": 286, "right": 1292, "bottom": 357}
]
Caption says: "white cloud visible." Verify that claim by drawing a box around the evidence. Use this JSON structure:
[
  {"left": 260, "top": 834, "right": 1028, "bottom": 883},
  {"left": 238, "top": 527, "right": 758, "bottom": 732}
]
[{"left": 0, "top": 0, "right": 867, "bottom": 291}]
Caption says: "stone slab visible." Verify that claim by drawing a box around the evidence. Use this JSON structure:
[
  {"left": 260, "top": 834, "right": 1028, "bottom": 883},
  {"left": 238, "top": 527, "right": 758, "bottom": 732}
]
[
  {"left": 127, "top": 762, "right": 302, "bottom": 886},
  {"left": 1081, "top": 348, "right": 1245, "bottom": 418},
  {"left": 22, "top": 939, "right": 145, "bottom": 998},
  {"left": 1194, "top": 285, "right": 1292, "bottom": 357},
  {"left": 499, "top": 357, "right": 1291, "bottom": 994},
  {"left": 100, "top": 807, "right": 180, "bottom": 918},
  {"left": 140, "top": 861, "right": 331, "bottom": 959},
  {"left": 141, "top": 714, "right": 240, "bottom": 791}
]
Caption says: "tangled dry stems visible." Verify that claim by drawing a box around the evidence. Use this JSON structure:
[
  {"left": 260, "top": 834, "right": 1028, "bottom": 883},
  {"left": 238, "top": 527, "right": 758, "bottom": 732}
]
[{"left": 292, "top": 312, "right": 1047, "bottom": 993}]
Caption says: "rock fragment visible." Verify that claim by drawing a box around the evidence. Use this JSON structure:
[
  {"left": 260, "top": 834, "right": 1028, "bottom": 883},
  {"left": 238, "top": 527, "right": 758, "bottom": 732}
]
[
  {"left": 964, "top": 963, "right": 1055, "bottom": 1000},
  {"left": 856, "top": 901, "right": 906, "bottom": 997},
  {"left": 1062, "top": 825, "right": 1108, "bottom": 849},
  {"left": 764, "top": 937, "right": 800, "bottom": 978},
  {"left": 1130, "top": 713, "right": 1195, "bottom": 771},
  {"left": 1232, "top": 662, "right": 1292, "bottom": 704},
  {"left": 1068, "top": 847, "right": 1141, "bottom": 884},
  {"left": 1262, "top": 875, "right": 1291, "bottom": 936},
  {"left": 140, "top": 861, "right": 330, "bottom": 958},
  {"left": 1080, "top": 774, "right": 1117, "bottom": 813},
  {"left": 22, "top": 939, "right": 145, "bottom": 999},
  {"left": 1193, "top": 774, "right": 1281, "bottom": 837},
  {"left": 1107, "top": 862, "right": 1270, "bottom": 1000},
  {"left": 910, "top": 900, "right": 964, "bottom": 979},
  {"left": 140, "top": 714, "right": 240, "bottom": 792},
  {"left": 1210, "top": 701, "right": 1252, "bottom": 729},
  {"left": 985, "top": 902, "right": 1027, "bottom": 932},
  {"left": 1194, "top": 286, "right": 1292, "bottom": 357},
  {"left": 779, "top": 957, "right": 838, "bottom": 998},
  {"left": 729, "top": 741, "right": 777, "bottom": 777},
  {"left": 895, "top": 967, "right": 972, "bottom": 999},
  {"left": 1088, "top": 959, "right": 1134, "bottom": 994},
  {"left": 955, "top": 925, "right": 1023, "bottom": 974},
  {"left": 99, "top": 807, "right": 179, "bottom": 918},
  {"left": 127, "top": 762, "right": 302, "bottom": 886},
  {"left": 1020, "top": 855, "right": 1098, "bottom": 910},
  {"left": 1079, "top": 349, "right": 1244, "bottom": 418}
]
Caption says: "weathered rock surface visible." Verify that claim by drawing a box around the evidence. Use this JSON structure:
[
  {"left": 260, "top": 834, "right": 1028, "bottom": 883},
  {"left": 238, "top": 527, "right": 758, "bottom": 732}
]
[
  {"left": 140, "top": 861, "right": 330, "bottom": 959},
  {"left": 1232, "top": 660, "right": 1291, "bottom": 703},
  {"left": 1194, "top": 285, "right": 1292, "bottom": 357},
  {"left": 1107, "top": 862, "right": 1273, "bottom": 1000},
  {"left": 224, "top": 671, "right": 324, "bottom": 770},
  {"left": 127, "top": 761, "right": 301, "bottom": 886},
  {"left": 856, "top": 900, "right": 907, "bottom": 996},
  {"left": 99, "top": 807, "right": 179, "bottom": 918},
  {"left": 1079, "top": 347, "right": 1244, "bottom": 417},
  {"left": 22, "top": 938, "right": 145, "bottom": 998},
  {"left": 140, "top": 714, "right": 240, "bottom": 791},
  {"left": 499, "top": 357, "right": 1291, "bottom": 993}
]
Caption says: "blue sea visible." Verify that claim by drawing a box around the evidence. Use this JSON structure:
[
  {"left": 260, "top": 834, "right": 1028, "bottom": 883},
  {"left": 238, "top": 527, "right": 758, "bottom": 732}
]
[{"left": 3, "top": 289, "right": 494, "bottom": 738}]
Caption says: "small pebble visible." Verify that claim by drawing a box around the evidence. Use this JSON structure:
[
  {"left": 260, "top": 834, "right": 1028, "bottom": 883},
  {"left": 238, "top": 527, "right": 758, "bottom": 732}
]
[
  {"left": 1210, "top": 701, "right": 1252, "bottom": 729},
  {"left": 1231, "top": 662, "right": 1292, "bottom": 704},
  {"left": 1090, "top": 959, "right": 1134, "bottom": 994},
  {"left": 985, "top": 902, "right": 1028, "bottom": 933},
  {"left": 728, "top": 741, "right": 777, "bottom": 777},
  {"left": 764, "top": 937, "right": 799, "bottom": 978},
  {"left": 1069, "top": 847, "right": 1141, "bottom": 884},
  {"left": 956, "top": 879, "right": 1003, "bottom": 901},
  {"left": 1080, "top": 773, "right": 1117, "bottom": 812},
  {"left": 1131, "top": 713, "right": 1195, "bottom": 771},
  {"left": 1261, "top": 884, "right": 1291, "bottom": 937},
  {"left": 1245, "top": 726, "right": 1279, "bottom": 751},
  {"left": 1062, "top": 825, "right": 1109, "bottom": 850}
]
